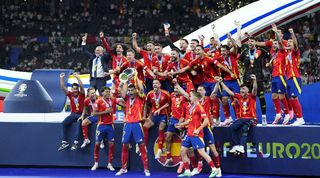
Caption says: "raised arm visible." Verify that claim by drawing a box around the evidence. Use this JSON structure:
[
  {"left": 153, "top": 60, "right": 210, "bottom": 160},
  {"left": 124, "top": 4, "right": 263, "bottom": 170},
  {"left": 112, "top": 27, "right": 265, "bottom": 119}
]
[
  {"left": 59, "top": 73, "right": 68, "bottom": 95},
  {"left": 235, "top": 20, "right": 242, "bottom": 47},
  {"left": 132, "top": 33, "right": 141, "bottom": 53},
  {"left": 227, "top": 33, "right": 238, "bottom": 54},
  {"left": 210, "top": 77, "right": 220, "bottom": 99},
  {"left": 288, "top": 28, "right": 298, "bottom": 49},
  {"left": 99, "top": 32, "right": 114, "bottom": 55},
  {"left": 119, "top": 82, "right": 128, "bottom": 99},
  {"left": 218, "top": 77, "right": 235, "bottom": 97},
  {"left": 73, "top": 73, "right": 85, "bottom": 94},
  {"left": 165, "top": 32, "right": 181, "bottom": 52},
  {"left": 251, "top": 74, "right": 257, "bottom": 96},
  {"left": 272, "top": 24, "right": 283, "bottom": 49},
  {"left": 81, "top": 33, "right": 93, "bottom": 58},
  {"left": 173, "top": 79, "right": 189, "bottom": 100}
]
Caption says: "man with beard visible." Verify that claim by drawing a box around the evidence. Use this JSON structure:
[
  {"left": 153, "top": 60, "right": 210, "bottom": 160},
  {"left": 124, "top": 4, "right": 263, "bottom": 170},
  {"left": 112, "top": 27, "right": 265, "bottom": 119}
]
[
  {"left": 239, "top": 37, "right": 268, "bottom": 126},
  {"left": 58, "top": 73, "right": 85, "bottom": 151},
  {"left": 143, "top": 79, "right": 170, "bottom": 159},
  {"left": 99, "top": 32, "right": 127, "bottom": 93},
  {"left": 218, "top": 75, "right": 258, "bottom": 154},
  {"left": 132, "top": 33, "right": 156, "bottom": 93}
]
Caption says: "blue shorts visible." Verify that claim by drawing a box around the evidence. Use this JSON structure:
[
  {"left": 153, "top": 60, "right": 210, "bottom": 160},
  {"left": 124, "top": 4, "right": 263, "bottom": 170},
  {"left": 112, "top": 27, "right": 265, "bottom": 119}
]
[
  {"left": 88, "top": 116, "right": 98, "bottom": 123},
  {"left": 287, "top": 77, "right": 302, "bottom": 97},
  {"left": 122, "top": 122, "right": 144, "bottom": 144},
  {"left": 203, "top": 127, "right": 215, "bottom": 145},
  {"left": 167, "top": 117, "right": 180, "bottom": 133},
  {"left": 181, "top": 136, "right": 205, "bottom": 150},
  {"left": 222, "top": 80, "right": 240, "bottom": 97},
  {"left": 160, "top": 80, "right": 173, "bottom": 93},
  {"left": 152, "top": 114, "right": 167, "bottom": 126},
  {"left": 202, "top": 82, "right": 219, "bottom": 96},
  {"left": 271, "top": 76, "right": 287, "bottom": 94},
  {"left": 96, "top": 124, "right": 115, "bottom": 142}
]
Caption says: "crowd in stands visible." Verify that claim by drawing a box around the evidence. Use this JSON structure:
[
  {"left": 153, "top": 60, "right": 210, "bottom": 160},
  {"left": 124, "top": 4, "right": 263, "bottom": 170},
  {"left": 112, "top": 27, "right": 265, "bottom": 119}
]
[{"left": 0, "top": 0, "right": 319, "bottom": 87}]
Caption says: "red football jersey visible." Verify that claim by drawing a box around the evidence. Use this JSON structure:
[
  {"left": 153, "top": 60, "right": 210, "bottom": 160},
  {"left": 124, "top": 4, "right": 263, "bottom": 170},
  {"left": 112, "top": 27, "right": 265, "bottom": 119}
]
[
  {"left": 152, "top": 54, "right": 170, "bottom": 81},
  {"left": 270, "top": 49, "right": 287, "bottom": 77},
  {"left": 200, "top": 97, "right": 212, "bottom": 118},
  {"left": 187, "top": 104, "right": 208, "bottom": 137},
  {"left": 234, "top": 93, "right": 257, "bottom": 119},
  {"left": 189, "top": 56, "right": 220, "bottom": 83},
  {"left": 184, "top": 51, "right": 197, "bottom": 62},
  {"left": 166, "top": 58, "right": 191, "bottom": 84},
  {"left": 219, "top": 53, "right": 240, "bottom": 80},
  {"left": 94, "top": 98, "right": 116, "bottom": 125},
  {"left": 286, "top": 49, "right": 301, "bottom": 79},
  {"left": 146, "top": 89, "right": 171, "bottom": 115},
  {"left": 120, "top": 60, "right": 145, "bottom": 82},
  {"left": 140, "top": 50, "right": 156, "bottom": 79},
  {"left": 124, "top": 95, "right": 145, "bottom": 123},
  {"left": 67, "top": 91, "right": 85, "bottom": 114},
  {"left": 170, "top": 93, "right": 187, "bottom": 120},
  {"left": 84, "top": 97, "right": 96, "bottom": 114}
]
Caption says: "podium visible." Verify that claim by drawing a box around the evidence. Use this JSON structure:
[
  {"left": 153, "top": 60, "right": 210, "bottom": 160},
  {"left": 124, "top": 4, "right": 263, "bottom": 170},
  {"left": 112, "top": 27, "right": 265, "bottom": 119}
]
[{"left": 4, "top": 80, "right": 53, "bottom": 113}]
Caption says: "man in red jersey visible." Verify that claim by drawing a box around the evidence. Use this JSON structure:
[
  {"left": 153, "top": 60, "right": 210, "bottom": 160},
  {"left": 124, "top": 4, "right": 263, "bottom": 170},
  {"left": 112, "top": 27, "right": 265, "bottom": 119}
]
[
  {"left": 266, "top": 25, "right": 290, "bottom": 125},
  {"left": 219, "top": 38, "right": 241, "bottom": 126},
  {"left": 116, "top": 78, "right": 150, "bottom": 176},
  {"left": 58, "top": 73, "right": 85, "bottom": 151},
  {"left": 132, "top": 32, "right": 156, "bottom": 93},
  {"left": 119, "top": 49, "right": 145, "bottom": 83},
  {"left": 218, "top": 75, "right": 258, "bottom": 154},
  {"left": 175, "top": 91, "right": 219, "bottom": 178},
  {"left": 91, "top": 86, "right": 117, "bottom": 171},
  {"left": 143, "top": 79, "right": 170, "bottom": 159},
  {"left": 164, "top": 81, "right": 188, "bottom": 166},
  {"left": 152, "top": 43, "right": 172, "bottom": 92},
  {"left": 78, "top": 87, "right": 98, "bottom": 148},
  {"left": 284, "top": 28, "right": 305, "bottom": 126},
  {"left": 99, "top": 32, "right": 127, "bottom": 92},
  {"left": 205, "top": 37, "right": 221, "bottom": 58},
  {"left": 191, "top": 85, "right": 222, "bottom": 177},
  {"left": 184, "top": 39, "right": 203, "bottom": 88}
]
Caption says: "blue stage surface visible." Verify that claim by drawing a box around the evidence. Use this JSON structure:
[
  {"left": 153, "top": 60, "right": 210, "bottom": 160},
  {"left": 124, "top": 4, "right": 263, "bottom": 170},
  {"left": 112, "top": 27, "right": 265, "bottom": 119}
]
[{"left": 0, "top": 168, "right": 300, "bottom": 178}]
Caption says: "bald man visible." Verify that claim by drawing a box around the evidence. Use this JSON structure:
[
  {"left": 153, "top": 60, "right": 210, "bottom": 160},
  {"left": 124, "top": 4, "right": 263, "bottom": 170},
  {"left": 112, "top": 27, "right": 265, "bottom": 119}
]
[{"left": 82, "top": 34, "right": 111, "bottom": 95}]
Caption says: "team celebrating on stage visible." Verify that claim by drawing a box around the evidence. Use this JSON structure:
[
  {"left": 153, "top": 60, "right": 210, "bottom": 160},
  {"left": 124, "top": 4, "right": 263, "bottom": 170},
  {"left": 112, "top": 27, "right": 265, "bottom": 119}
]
[{"left": 57, "top": 23, "right": 305, "bottom": 177}]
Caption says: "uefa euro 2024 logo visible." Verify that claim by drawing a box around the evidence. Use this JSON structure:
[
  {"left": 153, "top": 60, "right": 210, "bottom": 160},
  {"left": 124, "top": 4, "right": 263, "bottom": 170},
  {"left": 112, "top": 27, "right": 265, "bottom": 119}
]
[{"left": 14, "top": 83, "right": 28, "bottom": 97}]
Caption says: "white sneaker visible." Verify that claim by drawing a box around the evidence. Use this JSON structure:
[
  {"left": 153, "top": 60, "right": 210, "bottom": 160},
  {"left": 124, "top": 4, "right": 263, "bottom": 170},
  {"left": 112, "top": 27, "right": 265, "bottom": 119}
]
[
  {"left": 282, "top": 114, "right": 290, "bottom": 125},
  {"left": 100, "top": 140, "right": 105, "bottom": 149},
  {"left": 209, "top": 167, "right": 218, "bottom": 178},
  {"left": 216, "top": 168, "right": 222, "bottom": 177},
  {"left": 91, "top": 162, "right": 98, "bottom": 171},
  {"left": 220, "top": 117, "right": 233, "bottom": 126},
  {"left": 107, "top": 163, "right": 115, "bottom": 171},
  {"left": 155, "top": 149, "right": 162, "bottom": 159},
  {"left": 236, "top": 145, "right": 245, "bottom": 153},
  {"left": 178, "top": 169, "right": 192, "bottom": 177},
  {"left": 115, "top": 168, "right": 128, "bottom": 176},
  {"left": 191, "top": 168, "right": 200, "bottom": 176},
  {"left": 144, "top": 169, "right": 151, "bottom": 176},
  {"left": 272, "top": 114, "right": 282, "bottom": 125},
  {"left": 261, "top": 115, "right": 267, "bottom": 126},
  {"left": 81, "top": 139, "right": 91, "bottom": 148},
  {"left": 229, "top": 145, "right": 239, "bottom": 153},
  {"left": 291, "top": 118, "right": 305, "bottom": 126}
]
